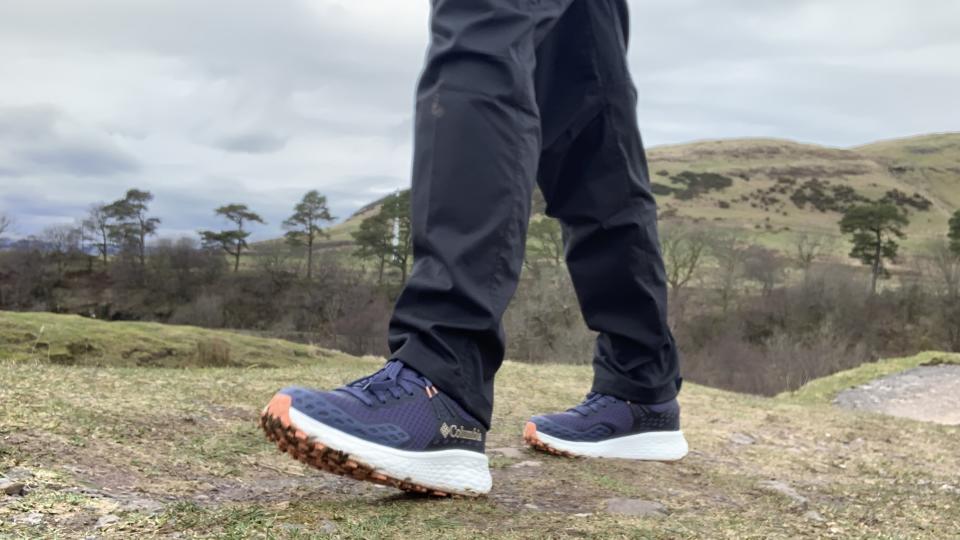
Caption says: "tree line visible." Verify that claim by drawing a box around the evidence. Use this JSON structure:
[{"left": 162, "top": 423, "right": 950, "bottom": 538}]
[
  {"left": 2, "top": 191, "right": 959, "bottom": 390},
  {"left": 0, "top": 187, "right": 416, "bottom": 286}
]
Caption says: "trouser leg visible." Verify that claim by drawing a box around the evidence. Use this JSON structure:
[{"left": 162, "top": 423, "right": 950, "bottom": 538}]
[
  {"left": 534, "top": 0, "right": 682, "bottom": 404},
  {"left": 388, "top": 0, "right": 573, "bottom": 427}
]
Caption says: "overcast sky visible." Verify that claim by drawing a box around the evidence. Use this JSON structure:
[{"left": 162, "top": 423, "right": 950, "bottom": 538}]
[{"left": 1, "top": 0, "right": 958, "bottom": 239}]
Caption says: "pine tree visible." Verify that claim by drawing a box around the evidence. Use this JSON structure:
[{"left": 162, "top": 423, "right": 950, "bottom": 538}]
[
  {"left": 839, "top": 202, "right": 909, "bottom": 294},
  {"left": 284, "top": 191, "right": 335, "bottom": 280},
  {"left": 200, "top": 204, "right": 265, "bottom": 272},
  {"left": 105, "top": 189, "right": 160, "bottom": 270},
  {"left": 949, "top": 209, "right": 960, "bottom": 256}
]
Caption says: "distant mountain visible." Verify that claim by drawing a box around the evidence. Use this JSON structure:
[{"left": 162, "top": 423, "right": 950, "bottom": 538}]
[
  {"left": 278, "top": 133, "right": 960, "bottom": 252},
  {"left": 643, "top": 133, "right": 958, "bottom": 242}
]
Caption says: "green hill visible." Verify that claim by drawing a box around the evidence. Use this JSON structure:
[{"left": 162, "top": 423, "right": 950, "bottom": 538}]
[
  {"left": 2, "top": 312, "right": 959, "bottom": 538},
  {"left": 0, "top": 311, "right": 351, "bottom": 369},
  {"left": 307, "top": 133, "right": 959, "bottom": 257},
  {"left": 856, "top": 133, "right": 960, "bottom": 212}
]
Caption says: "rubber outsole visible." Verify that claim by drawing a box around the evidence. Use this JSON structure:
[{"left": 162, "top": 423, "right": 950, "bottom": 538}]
[
  {"left": 523, "top": 421, "right": 688, "bottom": 460},
  {"left": 259, "top": 394, "right": 470, "bottom": 498}
]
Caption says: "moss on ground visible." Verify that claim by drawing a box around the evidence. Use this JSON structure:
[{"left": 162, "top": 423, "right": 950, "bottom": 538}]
[{"left": 1, "top": 312, "right": 959, "bottom": 538}]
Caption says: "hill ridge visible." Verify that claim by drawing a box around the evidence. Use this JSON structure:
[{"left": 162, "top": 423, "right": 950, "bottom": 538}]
[{"left": 309, "top": 132, "right": 958, "bottom": 252}]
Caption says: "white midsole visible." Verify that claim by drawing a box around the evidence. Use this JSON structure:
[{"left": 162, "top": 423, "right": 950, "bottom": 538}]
[
  {"left": 535, "top": 428, "right": 689, "bottom": 461},
  {"left": 288, "top": 407, "right": 492, "bottom": 495}
]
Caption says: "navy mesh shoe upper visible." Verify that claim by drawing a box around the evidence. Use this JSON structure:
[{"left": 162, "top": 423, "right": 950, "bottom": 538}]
[
  {"left": 531, "top": 393, "right": 680, "bottom": 443},
  {"left": 280, "top": 361, "right": 485, "bottom": 453}
]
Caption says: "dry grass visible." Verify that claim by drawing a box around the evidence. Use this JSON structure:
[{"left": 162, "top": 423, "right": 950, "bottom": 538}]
[{"left": 1, "top": 312, "right": 959, "bottom": 538}]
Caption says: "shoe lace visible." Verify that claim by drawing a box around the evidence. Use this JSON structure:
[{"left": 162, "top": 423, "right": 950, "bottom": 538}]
[
  {"left": 570, "top": 392, "right": 617, "bottom": 416},
  {"left": 338, "top": 360, "right": 432, "bottom": 406}
]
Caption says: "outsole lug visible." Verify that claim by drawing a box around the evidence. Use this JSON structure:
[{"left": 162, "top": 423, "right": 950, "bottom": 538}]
[
  {"left": 259, "top": 399, "right": 468, "bottom": 498},
  {"left": 522, "top": 421, "right": 581, "bottom": 459}
]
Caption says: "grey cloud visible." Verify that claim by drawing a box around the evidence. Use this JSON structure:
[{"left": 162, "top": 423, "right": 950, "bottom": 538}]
[
  {"left": 19, "top": 141, "right": 139, "bottom": 176},
  {"left": 214, "top": 132, "right": 289, "bottom": 154},
  {"left": 0, "top": 105, "right": 139, "bottom": 177},
  {"left": 0, "top": 0, "right": 958, "bottom": 237}
]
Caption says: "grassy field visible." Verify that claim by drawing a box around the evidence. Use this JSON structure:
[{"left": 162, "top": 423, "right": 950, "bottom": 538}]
[
  {"left": 2, "top": 312, "right": 959, "bottom": 538},
  {"left": 0, "top": 312, "right": 355, "bottom": 369}
]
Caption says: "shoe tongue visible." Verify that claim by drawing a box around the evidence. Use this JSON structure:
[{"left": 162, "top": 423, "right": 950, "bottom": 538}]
[{"left": 570, "top": 393, "right": 613, "bottom": 415}]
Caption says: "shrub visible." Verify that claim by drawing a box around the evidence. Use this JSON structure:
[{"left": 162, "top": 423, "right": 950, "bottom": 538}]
[
  {"left": 196, "top": 338, "right": 232, "bottom": 367},
  {"left": 668, "top": 171, "right": 734, "bottom": 200}
]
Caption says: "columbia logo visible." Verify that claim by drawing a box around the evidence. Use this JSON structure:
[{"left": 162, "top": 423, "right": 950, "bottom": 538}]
[{"left": 439, "top": 422, "right": 482, "bottom": 441}]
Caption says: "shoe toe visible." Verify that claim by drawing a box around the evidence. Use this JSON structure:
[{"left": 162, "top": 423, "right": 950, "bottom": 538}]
[{"left": 528, "top": 415, "right": 565, "bottom": 438}]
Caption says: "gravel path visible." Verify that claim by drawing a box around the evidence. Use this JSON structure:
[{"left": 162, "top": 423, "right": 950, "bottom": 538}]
[{"left": 834, "top": 364, "right": 960, "bottom": 425}]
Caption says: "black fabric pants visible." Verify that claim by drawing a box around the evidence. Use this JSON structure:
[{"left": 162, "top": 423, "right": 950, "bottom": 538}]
[{"left": 388, "top": 0, "right": 681, "bottom": 428}]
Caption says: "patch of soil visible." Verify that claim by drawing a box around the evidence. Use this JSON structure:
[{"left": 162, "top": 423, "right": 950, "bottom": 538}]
[{"left": 834, "top": 365, "right": 960, "bottom": 425}]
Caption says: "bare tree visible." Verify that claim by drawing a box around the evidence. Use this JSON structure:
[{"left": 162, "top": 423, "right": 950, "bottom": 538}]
[
  {"left": 920, "top": 239, "right": 960, "bottom": 300},
  {"left": 83, "top": 203, "right": 112, "bottom": 266},
  {"left": 919, "top": 239, "right": 960, "bottom": 351},
  {"left": 794, "top": 232, "right": 832, "bottom": 279},
  {"left": 0, "top": 213, "right": 13, "bottom": 238},
  {"left": 711, "top": 232, "right": 748, "bottom": 313},
  {"left": 42, "top": 224, "right": 81, "bottom": 280},
  {"left": 254, "top": 243, "right": 302, "bottom": 289},
  {"left": 742, "top": 245, "right": 784, "bottom": 296},
  {"left": 660, "top": 223, "right": 709, "bottom": 297}
]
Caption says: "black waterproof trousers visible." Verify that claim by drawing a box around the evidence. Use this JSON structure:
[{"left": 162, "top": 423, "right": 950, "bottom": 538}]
[{"left": 388, "top": 0, "right": 680, "bottom": 428}]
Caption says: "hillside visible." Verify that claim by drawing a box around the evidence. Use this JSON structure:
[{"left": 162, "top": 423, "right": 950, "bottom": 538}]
[
  {"left": 310, "top": 133, "right": 960, "bottom": 256},
  {"left": 0, "top": 312, "right": 352, "bottom": 369},
  {"left": 2, "top": 312, "right": 959, "bottom": 538}
]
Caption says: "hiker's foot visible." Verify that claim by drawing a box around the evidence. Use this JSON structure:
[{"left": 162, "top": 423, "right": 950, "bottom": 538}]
[
  {"left": 260, "top": 360, "right": 491, "bottom": 497},
  {"left": 524, "top": 393, "right": 688, "bottom": 460}
]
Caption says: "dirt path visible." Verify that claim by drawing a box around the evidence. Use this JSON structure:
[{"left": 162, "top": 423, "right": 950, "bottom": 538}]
[{"left": 834, "top": 364, "right": 960, "bottom": 425}]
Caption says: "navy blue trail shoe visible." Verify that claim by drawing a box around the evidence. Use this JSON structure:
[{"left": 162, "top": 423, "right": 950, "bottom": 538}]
[
  {"left": 260, "top": 361, "right": 491, "bottom": 496},
  {"left": 524, "top": 393, "right": 688, "bottom": 460}
]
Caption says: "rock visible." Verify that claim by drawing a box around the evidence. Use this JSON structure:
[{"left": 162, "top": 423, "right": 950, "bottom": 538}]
[
  {"left": 96, "top": 514, "right": 121, "bottom": 529},
  {"left": 1, "top": 479, "right": 26, "bottom": 496},
  {"left": 510, "top": 460, "right": 542, "bottom": 469},
  {"left": 119, "top": 497, "right": 165, "bottom": 514},
  {"left": 603, "top": 498, "right": 667, "bottom": 517},
  {"left": 803, "top": 510, "right": 826, "bottom": 523},
  {"left": 3, "top": 467, "right": 34, "bottom": 480},
  {"left": 758, "top": 480, "right": 808, "bottom": 506},
  {"left": 729, "top": 432, "right": 756, "bottom": 445},
  {"left": 523, "top": 503, "right": 540, "bottom": 511},
  {"left": 15, "top": 512, "right": 44, "bottom": 526},
  {"left": 319, "top": 520, "right": 338, "bottom": 534},
  {"left": 490, "top": 447, "right": 526, "bottom": 459}
]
